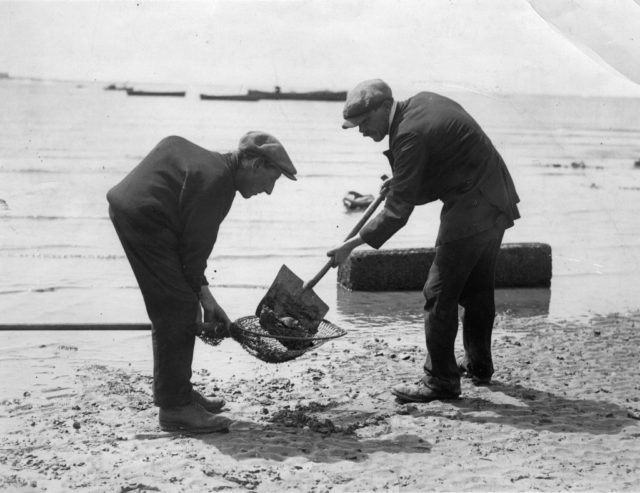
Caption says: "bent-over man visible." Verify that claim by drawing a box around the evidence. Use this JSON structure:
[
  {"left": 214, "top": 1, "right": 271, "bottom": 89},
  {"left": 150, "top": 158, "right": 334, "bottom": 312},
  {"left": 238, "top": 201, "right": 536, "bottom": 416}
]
[{"left": 107, "top": 131, "right": 296, "bottom": 432}]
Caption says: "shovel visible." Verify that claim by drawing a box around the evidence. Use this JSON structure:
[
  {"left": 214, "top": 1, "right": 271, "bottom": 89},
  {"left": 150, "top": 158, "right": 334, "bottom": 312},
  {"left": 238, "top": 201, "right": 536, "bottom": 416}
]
[{"left": 256, "top": 175, "right": 388, "bottom": 331}]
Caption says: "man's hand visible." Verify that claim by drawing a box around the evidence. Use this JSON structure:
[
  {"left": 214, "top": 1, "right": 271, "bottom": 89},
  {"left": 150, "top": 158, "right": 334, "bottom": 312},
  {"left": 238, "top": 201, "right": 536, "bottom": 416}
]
[
  {"left": 380, "top": 175, "right": 393, "bottom": 196},
  {"left": 198, "top": 286, "right": 231, "bottom": 335},
  {"left": 326, "top": 235, "right": 365, "bottom": 267},
  {"left": 198, "top": 320, "right": 230, "bottom": 339}
]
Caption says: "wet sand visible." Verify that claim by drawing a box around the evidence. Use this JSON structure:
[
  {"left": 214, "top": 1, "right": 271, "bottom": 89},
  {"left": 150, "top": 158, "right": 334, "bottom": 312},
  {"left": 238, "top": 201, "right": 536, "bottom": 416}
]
[{"left": 1, "top": 310, "right": 640, "bottom": 492}]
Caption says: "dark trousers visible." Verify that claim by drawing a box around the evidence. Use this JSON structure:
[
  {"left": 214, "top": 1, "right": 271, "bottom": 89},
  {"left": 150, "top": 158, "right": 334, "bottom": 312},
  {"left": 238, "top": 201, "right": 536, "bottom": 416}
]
[
  {"left": 109, "top": 206, "right": 199, "bottom": 408},
  {"left": 422, "top": 226, "right": 505, "bottom": 393}
]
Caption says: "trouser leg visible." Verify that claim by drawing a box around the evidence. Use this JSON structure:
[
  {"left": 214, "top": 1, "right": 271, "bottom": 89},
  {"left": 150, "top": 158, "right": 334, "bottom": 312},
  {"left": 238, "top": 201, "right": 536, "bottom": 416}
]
[
  {"left": 459, "top": 228, "right": 504, "bottom": 380},
  {"left": 109, "top": 206, "right": 199, "bottom": 408},
  {"left": 422, "top": 229, "right": 500, "bottom": 393},
  {"left": 150, "top": 318, "right": 196, "bottom": 408}
]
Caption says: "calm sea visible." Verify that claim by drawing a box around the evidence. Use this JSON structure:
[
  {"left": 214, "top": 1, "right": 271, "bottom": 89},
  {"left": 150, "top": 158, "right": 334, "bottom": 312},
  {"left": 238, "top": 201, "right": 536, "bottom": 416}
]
[{"left": 1, "top": 80, "right": 639, "bottom": 329}]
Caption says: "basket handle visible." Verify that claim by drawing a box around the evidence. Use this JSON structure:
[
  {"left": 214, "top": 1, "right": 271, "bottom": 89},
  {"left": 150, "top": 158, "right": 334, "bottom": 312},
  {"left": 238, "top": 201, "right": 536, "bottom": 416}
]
[{"left": 303, "top": 174, "right": 388, "bottom": 291}]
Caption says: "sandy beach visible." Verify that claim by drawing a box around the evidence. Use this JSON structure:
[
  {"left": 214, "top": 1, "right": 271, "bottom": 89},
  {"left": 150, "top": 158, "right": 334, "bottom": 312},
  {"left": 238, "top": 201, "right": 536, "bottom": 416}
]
[{"left": 2, "top": 310, "right": 639, "bottom": 492}]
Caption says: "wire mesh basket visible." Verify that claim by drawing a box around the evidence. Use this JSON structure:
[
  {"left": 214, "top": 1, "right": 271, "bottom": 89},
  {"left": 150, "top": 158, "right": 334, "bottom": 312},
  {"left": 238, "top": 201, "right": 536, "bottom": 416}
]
[{"left": 198, "top": 315, "right": 347, "bottom": 364}]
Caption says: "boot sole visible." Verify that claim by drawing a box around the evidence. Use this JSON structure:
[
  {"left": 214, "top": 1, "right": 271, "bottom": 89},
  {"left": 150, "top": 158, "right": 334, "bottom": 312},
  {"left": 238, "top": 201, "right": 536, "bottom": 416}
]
[
  {"left": 471, "top": 378, "right": 491, "bottom": 386},
  {"left": 199, "top": 405, "right": 226, "bottom": 414},
  {"left": 391, "top": 389, "right": 460, "bottom": 403},
  {"left": 159, "top": 422, "right": 230, "bottom": 434}
]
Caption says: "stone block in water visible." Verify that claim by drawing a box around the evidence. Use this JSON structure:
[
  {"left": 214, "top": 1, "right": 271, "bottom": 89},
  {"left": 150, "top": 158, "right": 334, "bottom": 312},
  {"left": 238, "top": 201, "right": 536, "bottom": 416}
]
[{"left": 337, "top": 243, "right": 552, "bottom": 291}]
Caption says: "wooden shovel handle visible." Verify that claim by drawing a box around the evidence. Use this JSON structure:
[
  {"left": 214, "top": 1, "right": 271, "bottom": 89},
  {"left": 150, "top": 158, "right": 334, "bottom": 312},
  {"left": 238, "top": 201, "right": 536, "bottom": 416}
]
[{"left": 303, "top": 176, "right": 388, "bottom": 291}]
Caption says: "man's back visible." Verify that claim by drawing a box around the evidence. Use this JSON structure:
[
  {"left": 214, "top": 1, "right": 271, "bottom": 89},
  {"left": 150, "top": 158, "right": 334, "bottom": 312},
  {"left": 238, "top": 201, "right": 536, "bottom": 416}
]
[
  {"left": 391, "top": 92, "right": 504, "bottom": 202},
  {"left": 389, "top": 91, "right": 520, "bottom": 243},
  {"left": 106, "top": 136, "right": 236, "bottom": 234}
]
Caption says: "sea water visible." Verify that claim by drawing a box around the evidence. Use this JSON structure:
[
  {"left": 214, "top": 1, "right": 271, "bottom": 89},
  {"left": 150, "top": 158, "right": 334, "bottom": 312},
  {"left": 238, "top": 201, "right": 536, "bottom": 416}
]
[{"left": 1, "top": 79, "right": 639, "bottom": 330}]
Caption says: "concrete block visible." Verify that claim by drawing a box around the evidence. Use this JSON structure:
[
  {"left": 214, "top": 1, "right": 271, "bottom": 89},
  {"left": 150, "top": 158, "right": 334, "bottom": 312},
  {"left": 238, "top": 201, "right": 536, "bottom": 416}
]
[{"left": 337, "top": 242, "right": 552, "bottom": 291}]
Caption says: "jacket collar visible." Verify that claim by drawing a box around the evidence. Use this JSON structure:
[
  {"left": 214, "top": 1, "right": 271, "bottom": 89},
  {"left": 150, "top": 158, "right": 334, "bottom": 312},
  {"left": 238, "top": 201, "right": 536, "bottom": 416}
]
[
  {"left": 384, "top": 99, "right": 405, "bottom": 167},
  {"left": 387, "top": 99, "right": 398, "bottom": 135},
  {"left": 388, "top": 99, "right": 408, "bottom": 144},
  {"left": 223, "top": 151, "right": 241, "bottom": 191}
]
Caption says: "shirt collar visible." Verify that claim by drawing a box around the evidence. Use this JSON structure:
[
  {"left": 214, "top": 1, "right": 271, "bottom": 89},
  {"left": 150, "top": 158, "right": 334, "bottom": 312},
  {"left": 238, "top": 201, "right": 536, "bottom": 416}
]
[{"left": 387, "top": 99, "right": 397, "bottom": 137}]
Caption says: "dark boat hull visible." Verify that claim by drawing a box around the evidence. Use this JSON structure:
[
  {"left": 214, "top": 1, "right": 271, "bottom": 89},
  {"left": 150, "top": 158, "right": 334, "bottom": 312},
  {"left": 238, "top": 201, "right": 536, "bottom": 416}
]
[
  {"left": 247, "top": 90, "right": 346, "bottom": 101},
  {"left": 126, "top": 89, "right": 186, "bottom": 97},
  {"left": 199, "top": 94, "right": 259, "bottom": 101},
  {"left": 104, "top": 83, "right": 131, "bottom": 91}
]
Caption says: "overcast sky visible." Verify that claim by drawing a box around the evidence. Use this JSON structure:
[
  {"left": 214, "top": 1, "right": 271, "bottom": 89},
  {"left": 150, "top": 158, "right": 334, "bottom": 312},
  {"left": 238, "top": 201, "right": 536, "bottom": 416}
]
[{"left": 1, "top": 0, "right": 639, "bottom": 96}]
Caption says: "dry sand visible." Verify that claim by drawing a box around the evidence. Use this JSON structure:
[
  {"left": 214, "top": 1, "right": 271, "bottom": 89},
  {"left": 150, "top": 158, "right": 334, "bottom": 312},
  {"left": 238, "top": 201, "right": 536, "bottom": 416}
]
[{"left": 1, "top": 311, "right": 640, "bottom": 492}]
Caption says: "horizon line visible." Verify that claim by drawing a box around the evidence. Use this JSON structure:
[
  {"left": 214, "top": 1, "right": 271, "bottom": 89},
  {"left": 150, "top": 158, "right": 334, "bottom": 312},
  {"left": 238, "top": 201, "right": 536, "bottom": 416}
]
[{"left": 2, "top": 72, "right": 640, "bottom": 100}]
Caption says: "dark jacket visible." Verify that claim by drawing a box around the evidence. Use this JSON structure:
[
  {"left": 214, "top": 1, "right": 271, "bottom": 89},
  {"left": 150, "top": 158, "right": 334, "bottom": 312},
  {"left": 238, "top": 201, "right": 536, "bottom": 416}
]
[
  {"left": 106, "top": 136, "right": 237, "bottom": 292},
  {"left": 360, "top": 92, "right": 520, "bottom": 248}
]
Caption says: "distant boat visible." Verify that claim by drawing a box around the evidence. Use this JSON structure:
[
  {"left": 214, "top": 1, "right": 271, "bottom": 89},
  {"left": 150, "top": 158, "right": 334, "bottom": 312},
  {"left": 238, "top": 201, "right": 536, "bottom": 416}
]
[
  {"left": 343, "top": 191, "right": 375, "bottom": 210},
  {"left": 198, "top": 86, "right": 347, "bottom": 103},
  {"left": 199, "top": 93, "right": 259, "bottom": 102},
  {"left": 0, "top": 72, "right": 9, "bottom": 80},
  {"left": 104, "top": 83, "right": 130, "bottom": 91},
  {"left": 126, "top": 89, "right": 186, "bottom": 97},
  {"left": 247, "top": 86, "right": 347, "bottom": 101}
]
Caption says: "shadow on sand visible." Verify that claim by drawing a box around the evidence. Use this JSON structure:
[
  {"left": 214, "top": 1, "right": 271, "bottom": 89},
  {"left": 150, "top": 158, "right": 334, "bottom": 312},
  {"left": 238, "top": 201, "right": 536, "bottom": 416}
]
[
  {"left": 408, "top": 380, "right": 637, "bottom": 435},
  {"left": 145, "top": 378, "right": 637, "bottom": 465},
  {"left": 149, "top": 417, "right": 431, "bottom": 464}
]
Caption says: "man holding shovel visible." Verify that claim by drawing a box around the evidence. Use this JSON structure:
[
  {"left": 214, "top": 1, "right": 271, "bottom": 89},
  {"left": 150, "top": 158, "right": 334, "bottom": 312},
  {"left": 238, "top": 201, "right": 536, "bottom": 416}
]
[
  {"left": 328, "top": 79, "right": 520, "bottom": 403},
  {"left": 107, "top": 131, "right": 297, "bottom": 432}
]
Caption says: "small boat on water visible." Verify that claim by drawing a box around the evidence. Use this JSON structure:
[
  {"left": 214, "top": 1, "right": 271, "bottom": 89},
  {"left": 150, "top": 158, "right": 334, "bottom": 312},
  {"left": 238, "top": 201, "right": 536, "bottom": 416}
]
[
  {"left": 343, "top": 191, "right": 375, "bottom": 210},
  {"left": 126, "top": 89, "right": 186, "bottom": 97},
  {"left": 198, "top": 86, "right": 347, "bottom": 103},
  {"left": 199, "top": 93, "right": 259, "bottom": 101},
  {"left": 104, "top": 83, "right": 130, "bottom": 91},
  {"left": 248, "top": 86, "right": 347, "bottom": 101}
]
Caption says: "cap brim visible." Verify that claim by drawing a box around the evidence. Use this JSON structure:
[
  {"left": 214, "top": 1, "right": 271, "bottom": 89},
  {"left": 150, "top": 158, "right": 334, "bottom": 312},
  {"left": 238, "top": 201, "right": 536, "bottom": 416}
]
[
  {"left": 342, "top": 113, "right": 369, "bottom": 129},
  {"left": 281, "top": 170, "right": 297, "bottom": 181}
]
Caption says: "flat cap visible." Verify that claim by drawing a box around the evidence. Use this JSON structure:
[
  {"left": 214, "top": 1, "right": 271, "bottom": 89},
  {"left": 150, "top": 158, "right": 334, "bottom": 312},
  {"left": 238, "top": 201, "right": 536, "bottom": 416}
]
[
  {"left": 238, "top": 131, "right": 297, "bottom": 180},
  {"left": 342, "top": 79, "right": 393, "bottom": 129}
]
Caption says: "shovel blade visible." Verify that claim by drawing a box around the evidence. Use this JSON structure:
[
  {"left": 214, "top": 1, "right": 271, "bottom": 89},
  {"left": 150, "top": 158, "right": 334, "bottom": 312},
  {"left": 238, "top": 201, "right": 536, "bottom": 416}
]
[{"left": 256, "top": 264, "right": 329, "bottom": 332}]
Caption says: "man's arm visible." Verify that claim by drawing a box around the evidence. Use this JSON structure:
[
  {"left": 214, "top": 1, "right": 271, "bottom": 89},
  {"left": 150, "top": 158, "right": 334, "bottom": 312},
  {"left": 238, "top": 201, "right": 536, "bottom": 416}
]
[
  {"left": 198, "top": 285, "right": 231, "bottom": 332},
  {"left": 178, "top": 165, "right": 234, "bottom": 293},
  {"left": 356, "top": 132, "right": 429, "bottom": 249}
]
